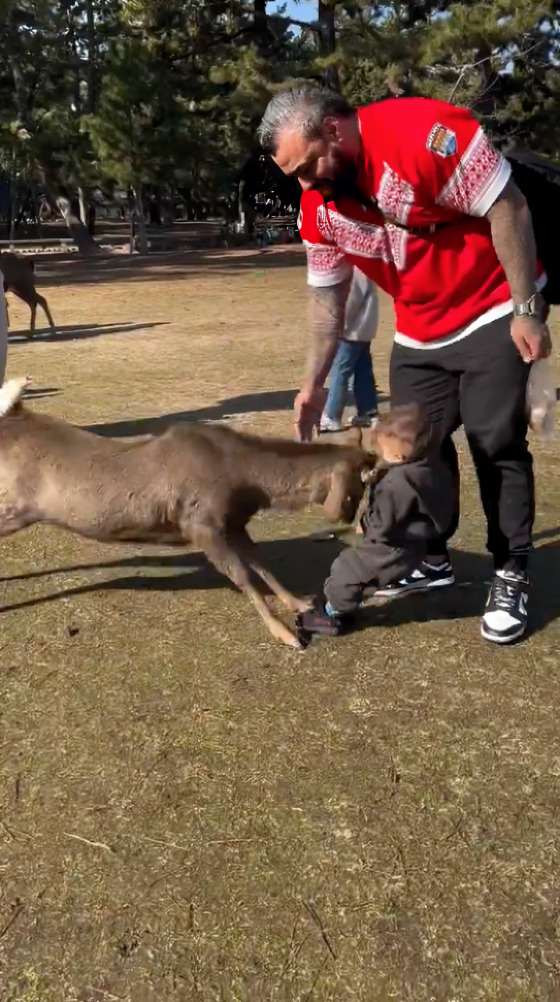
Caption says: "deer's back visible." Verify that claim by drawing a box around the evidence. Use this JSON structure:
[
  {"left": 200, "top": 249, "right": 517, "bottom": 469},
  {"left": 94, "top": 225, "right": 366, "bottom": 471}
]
[{"left": 0, "top": 253, "right": 34, "bottom": 292}]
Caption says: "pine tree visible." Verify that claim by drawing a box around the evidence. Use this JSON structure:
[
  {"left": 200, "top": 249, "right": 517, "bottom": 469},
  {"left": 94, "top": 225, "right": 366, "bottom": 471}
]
[{"left": 333, "top": 1, "right": 560, "bottom": 154}]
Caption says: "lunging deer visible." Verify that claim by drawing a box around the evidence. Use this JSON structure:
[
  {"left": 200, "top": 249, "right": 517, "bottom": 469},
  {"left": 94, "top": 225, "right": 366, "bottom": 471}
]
[{"left": 0, "top": 378, "right": 376, "bottom": 648}]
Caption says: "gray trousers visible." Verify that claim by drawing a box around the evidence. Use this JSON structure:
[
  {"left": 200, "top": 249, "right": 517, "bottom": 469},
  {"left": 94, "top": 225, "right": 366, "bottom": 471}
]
[{"left": 324, "top": 539, "right": 420, "bottom": 615}]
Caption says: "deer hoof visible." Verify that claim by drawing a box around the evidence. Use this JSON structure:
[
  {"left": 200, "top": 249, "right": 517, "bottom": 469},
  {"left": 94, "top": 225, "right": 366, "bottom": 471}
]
[
  {"left": 271, "top": 621, "right": 304, "bottom": 649},
  {"left": 288, "top": 635, "right": 305, "bottom": 651},
  {"left": 290, "top": 597, "right": 314, "bottom": 614}
]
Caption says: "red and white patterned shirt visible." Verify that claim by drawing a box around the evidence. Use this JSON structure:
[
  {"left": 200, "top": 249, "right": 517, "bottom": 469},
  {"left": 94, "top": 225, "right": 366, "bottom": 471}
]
[{"left": 298, "top": 97, "right": 543, "bottom": 346}]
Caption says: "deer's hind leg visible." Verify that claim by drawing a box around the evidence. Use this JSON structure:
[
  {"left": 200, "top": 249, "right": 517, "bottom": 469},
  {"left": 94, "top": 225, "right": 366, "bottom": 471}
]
[
  {"left": 35, "top": 293, "right": 56, "bottom": 333},
  {"left": 28, "top": 299, "right": 37, "bottom": 336},
  {"left": 190, "top": 524, "right": 303, "bottom": 649},
  {"left": 228, "top": 527, "right": 312, "bottom": 614},
  {"left": 9, "top": 286, "right": 36, "bottom": 337}
]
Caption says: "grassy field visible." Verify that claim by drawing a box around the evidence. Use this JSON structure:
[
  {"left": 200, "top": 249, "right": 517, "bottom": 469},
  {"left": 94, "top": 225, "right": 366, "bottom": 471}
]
[{"left": 1, "top": 246, "right": 560, "bottom": 1002}]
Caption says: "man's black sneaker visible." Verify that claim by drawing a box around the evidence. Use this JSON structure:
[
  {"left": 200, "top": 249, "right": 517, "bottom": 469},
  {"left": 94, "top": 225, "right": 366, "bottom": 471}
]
[
  {"left": 480, "top": 571, "right": 529, "bottom": 644},
  {"left": 375, "top": 560, "right": 455, "bottom": 598}
]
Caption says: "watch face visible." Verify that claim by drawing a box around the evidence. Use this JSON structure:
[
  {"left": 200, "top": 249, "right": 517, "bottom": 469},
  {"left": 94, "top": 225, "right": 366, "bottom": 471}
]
[{"left": 515, "top": 294, "right": 544, "bottom": 319}]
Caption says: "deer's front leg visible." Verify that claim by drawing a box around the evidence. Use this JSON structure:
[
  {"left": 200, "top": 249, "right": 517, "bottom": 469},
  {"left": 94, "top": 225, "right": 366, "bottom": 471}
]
[
  {"left": 229, "top": 528, "right": 312, "bottom": 615},
  {"left": 190, "top": 524, "right": 303, "bottom": 650}
]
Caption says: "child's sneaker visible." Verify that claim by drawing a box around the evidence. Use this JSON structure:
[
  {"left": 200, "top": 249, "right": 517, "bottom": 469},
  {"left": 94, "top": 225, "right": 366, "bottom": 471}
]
[
  {"left": 375, "top": 560, "right": 455, "bottom": 597},
  {"left": 351, "top": 410, "right": 378, "bottom": 429},
  {"left": 296, "top": 601, "right": 344, "bottom": 641},
  {"left": 319, "top": 414, "right": 344, "bottom": 433}
]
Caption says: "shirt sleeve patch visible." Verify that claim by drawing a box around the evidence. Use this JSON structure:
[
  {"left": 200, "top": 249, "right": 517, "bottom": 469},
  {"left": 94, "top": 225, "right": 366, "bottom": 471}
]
[{"left": 427, "top": 123, "right": 458, "bottom": 158}]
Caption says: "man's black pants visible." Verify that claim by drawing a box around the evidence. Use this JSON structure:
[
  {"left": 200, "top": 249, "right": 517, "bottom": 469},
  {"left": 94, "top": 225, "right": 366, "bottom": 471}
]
[{"left": 389, "top": 315, "right": 534, "bottom": 573}]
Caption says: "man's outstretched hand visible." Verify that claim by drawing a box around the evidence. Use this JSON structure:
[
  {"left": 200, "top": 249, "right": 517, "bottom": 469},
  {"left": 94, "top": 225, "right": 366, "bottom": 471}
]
[{"left": 293, "top": 386, "right": 326, "bottom": 442}]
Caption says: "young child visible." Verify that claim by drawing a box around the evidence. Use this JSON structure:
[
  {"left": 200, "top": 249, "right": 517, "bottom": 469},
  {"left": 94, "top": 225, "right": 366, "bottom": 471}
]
[
  {"left": 319, "top": 267, "right": 379, "bottom": 433},
  {"left": 298, "top": 403, "right": 455, "bottom": 638}
]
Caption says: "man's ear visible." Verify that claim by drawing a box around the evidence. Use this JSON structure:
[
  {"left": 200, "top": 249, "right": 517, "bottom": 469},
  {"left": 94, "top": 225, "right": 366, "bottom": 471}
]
[{"left": 322, "top": 116, "right": 340, "bottom": 140}]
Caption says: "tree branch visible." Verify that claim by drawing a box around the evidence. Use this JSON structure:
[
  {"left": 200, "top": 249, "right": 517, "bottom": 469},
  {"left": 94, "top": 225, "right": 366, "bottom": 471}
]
[{"left": 287, "top": 18, "right": 320, "bottom": 34}]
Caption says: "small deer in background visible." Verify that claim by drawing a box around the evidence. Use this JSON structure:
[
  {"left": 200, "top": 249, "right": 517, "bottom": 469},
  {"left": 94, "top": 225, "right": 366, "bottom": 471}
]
[{"left": 1, "top": 253, "right": 56, "bottom": 337}]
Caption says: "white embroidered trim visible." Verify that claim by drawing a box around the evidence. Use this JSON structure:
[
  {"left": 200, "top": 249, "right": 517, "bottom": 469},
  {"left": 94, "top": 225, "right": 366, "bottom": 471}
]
[
  {"left": 386, "top": 223, "right": 408, "bottom": 272},
  {"left": 328, "top": 212, "right": 393, "bottom": 263},
  {"left": 304, "top": 240, "right": 352, "bottom": 287},
  {"left": 377, "top": 162, "right": 414, "bottom": 226},
  {"left": 436, "top": 128, "right": 510, "bottom": 217}
]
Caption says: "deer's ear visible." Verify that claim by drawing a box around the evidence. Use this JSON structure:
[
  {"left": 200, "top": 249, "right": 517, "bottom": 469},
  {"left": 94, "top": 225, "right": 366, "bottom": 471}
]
[
  {"left": 323, "top": 462, "right": 350, "bottom": 521},
  {"left": 360, "top": 426, "right": 378, "bottom": 456},
  {"left": 342, "top": 426, "right": 362, "bottom": 447}
]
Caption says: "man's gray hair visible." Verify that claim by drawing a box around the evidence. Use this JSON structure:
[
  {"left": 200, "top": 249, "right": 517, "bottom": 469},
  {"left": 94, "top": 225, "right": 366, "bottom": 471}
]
[{"left": 258, "top": 85, "right": 353, "bottom": 155}]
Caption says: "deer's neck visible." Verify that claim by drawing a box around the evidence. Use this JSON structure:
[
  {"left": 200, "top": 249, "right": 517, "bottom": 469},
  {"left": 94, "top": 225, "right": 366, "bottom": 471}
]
[{"left": 257, "top": 450, "right": 343, "bottom": 511}]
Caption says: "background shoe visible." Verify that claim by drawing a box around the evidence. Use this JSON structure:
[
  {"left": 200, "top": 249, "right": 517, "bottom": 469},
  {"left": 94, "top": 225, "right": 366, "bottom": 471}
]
[
  {"left": 351, "top": 410, "right": 378, "bottom": 428},
  {"left": 480, "top": 571, "right": 529, "bottom": 644},
  {"left": 319, "top": 414, "right": 344, "bottom": 433},
  {"left": 375, "top": 560, "right": 455, "bottom": 597}
]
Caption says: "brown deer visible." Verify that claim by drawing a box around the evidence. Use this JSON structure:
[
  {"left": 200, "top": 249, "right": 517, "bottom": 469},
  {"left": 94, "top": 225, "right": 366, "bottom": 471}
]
[
  {"left": 0, "top": 378, "right": 376, "bottom": 648},
  {"left": 1, "top": 253, "right": 56, "bottom": 336}
]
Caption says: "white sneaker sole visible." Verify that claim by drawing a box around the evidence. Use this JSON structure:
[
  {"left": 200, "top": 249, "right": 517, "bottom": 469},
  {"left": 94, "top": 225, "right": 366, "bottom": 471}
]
[
  {"left": 376, "top": 574, "right": 455, "bottom": 598},
  {"left": 480, "top": 621, "right": 526, "bottom": 644}
]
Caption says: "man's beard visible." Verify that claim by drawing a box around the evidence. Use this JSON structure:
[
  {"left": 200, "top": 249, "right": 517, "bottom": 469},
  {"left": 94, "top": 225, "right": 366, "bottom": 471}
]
[{"left": 310, "top": 150, "right": 368, "bottom": 206}]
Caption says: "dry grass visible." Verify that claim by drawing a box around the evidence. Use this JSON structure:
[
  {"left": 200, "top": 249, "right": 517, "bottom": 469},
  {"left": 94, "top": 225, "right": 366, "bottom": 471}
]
[{"left": 1, "top": 247, "right": 560, "bottom": 1002}]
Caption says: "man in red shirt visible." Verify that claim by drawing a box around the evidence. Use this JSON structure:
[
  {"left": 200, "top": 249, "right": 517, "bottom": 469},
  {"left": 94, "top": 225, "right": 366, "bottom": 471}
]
[{"left": 258, "top": 85, "right": 550, "bottom": 644}]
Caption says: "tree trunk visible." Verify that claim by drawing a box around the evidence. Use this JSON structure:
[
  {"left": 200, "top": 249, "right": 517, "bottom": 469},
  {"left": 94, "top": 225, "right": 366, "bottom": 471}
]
[
  {"left": 9, "top": 182, "right": 18, "bottom": 244},
  {"left": 131, "top": 188, "right": 148, "bottom": 255},
  {"left": 85, "top": 0, "right": 97, "bottom": 113},
  {"left": 78, "top": 186, "right": 88, "bottom": 226},
  {"left": 30, "top": 181, "right": 43, "bottom": 238},
  {"left": 253, "top": 0, "right": 273, "bottom": 57},
  {"left": 318, "top": 1, "right": 338, "bottom": 89},
  {"left": 55, "top": 194, "right": 100, "bottom": 255}
]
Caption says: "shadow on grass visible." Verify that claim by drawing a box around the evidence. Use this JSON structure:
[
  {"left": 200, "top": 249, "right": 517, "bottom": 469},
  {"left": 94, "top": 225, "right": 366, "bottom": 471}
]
[
  {"left": 8, "top": 321, "right": 168, "bottom": 344},
  {"left": 35, "top": 247, "right": 306, "bottom": 289},
  {"left": 1, "top": 536, "right": 559, "bottom": 637},
  {"left": 83, "top": 389, "right": 389, "bottom": 437},
  {"left": 22, "top": 386, "right": 61, "bottom": 400},
  {"left": 83, "top": 389, "right": 298, "bottom": 436}
]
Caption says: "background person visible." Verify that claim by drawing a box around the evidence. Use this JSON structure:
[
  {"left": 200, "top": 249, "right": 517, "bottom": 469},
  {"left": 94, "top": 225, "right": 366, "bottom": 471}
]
[{"left": 320, "top": 265, "right": 379, "bottom": 433}]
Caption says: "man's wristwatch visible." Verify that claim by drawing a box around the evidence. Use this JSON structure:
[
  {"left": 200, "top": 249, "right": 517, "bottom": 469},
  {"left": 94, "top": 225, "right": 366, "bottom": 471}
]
[{"left": 513, "top": 292, "right": 546, "bottom": 321}]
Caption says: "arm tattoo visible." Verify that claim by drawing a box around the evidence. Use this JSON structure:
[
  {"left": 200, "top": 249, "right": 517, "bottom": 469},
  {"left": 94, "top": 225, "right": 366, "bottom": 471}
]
[
  {"left": 305, "top": 278, "right": 351, "bottom": 390},
  {"left": 487, "top": 178, "right": 537, "bottom": 303}
]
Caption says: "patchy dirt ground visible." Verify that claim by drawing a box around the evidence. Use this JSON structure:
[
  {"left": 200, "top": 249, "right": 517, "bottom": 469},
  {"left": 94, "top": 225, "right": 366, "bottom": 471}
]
[{"left": 1, "top": 247, "right": 560, "bottom": 1002}]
